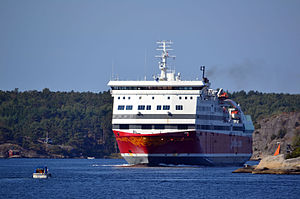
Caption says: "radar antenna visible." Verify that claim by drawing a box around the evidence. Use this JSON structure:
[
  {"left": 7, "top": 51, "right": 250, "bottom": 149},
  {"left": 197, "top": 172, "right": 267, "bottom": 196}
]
[{"left": 155, "top": 40, "right": 176, "bottom": 80}]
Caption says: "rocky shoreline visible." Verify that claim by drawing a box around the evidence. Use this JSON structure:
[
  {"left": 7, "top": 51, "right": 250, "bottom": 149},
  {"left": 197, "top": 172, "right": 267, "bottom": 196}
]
[{"left": 233, "top": 154, "right": 300, "bottom": 174}]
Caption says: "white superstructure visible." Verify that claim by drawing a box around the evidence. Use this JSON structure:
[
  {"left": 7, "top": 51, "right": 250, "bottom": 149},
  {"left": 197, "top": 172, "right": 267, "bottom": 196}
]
[{"left": 107, "top": 41, "right": 254, "bottom": 166}]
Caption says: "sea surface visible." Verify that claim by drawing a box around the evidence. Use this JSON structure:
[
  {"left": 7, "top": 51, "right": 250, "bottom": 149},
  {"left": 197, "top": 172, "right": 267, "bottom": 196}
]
[{"left": 0, "top": 158, "right": 299, "bottom": 199}]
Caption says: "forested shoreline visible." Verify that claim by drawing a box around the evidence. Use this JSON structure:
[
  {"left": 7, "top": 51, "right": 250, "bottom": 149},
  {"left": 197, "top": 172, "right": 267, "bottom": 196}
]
[
  {"left": 0, "top": 89, "right": 300, "bottom": 158},
  {"left": 0, "top": 89, "right": 115, "bottom": 158}
]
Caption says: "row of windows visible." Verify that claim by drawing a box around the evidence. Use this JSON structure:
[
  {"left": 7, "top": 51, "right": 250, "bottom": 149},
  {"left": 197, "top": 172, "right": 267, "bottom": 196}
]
[
  {"left": 156, "top": 105, "right": 170, "bottom": 110},
  {"left": 113, "top": 124, "right": 244, "bottom": 131},
  {"left": 113, "top": 124, "right": 195, "bottom": 130},
  {"left": 197, "top": 106, "right": 224, "bottom": 112},
  {"left": 117, "top": 105, "right": 183, "bottom": 111},
  {"left": 196, "top": 125, "right": 245, "bottom": 131},
  {"left": 196, "top": 115, "right": 224, "bottom": 121},
  {"left": 118, "top": 105, "right": 133, "bottom": 110},
  {"left": 117, "top": 96, "right": 194, "bottom": 100},
  {"left": 197, "top": 106, "right": 211, "bottom": 112},
  {"left": 112, "top": 86, "right": 203, "bottom": 90}
]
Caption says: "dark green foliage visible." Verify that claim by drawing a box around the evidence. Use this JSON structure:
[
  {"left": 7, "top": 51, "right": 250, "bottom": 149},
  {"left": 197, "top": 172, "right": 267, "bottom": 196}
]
[
  {"left": 286, "top": 147, "right": 300, "bottom": 159},
  {"left": 286, "top": 134, "right": 300, "bottom": 159},
  {"left": 0, "top": 89, "right": 114, "bottom": 157},
  {"left": 229, "top": 90, "right": 300, "bottom": 122},
  {"left": 286, "top": 127, "right": 300, "bottom": 159}
]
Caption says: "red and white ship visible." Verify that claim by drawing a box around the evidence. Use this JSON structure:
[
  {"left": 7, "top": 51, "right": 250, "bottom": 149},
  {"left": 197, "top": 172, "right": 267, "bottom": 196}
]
[{"left": 108, "top": 41, "right": 254, "bottom": 166}]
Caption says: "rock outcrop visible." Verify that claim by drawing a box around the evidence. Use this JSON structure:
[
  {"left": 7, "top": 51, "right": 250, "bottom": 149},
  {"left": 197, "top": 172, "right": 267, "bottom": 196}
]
[
  {"left": 0, "top": 143, "right": 75, "bottom": 158},
  {"left": 0, "top": 143, "right": 40, "bottom": 158},
  {"left": 234, "top": 155, "right": 300, "bottom": 174},
  {"left": 252, "top": 112, "right": 300, "bottom": 160}
]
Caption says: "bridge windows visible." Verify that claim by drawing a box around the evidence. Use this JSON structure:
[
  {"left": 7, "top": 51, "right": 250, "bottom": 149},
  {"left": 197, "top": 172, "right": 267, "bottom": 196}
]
[
  {"left": 126, "top": 105, "right": 133, "bottom": 110},
  {"left": 175, "top": 105, "right": 183, "bottom": 110},
  {"left": 138, "top": 105, "right": 145, "bottom": 110},
  {"left": 163, "top": 105, "right": 170, "bottom": 110},
  {"left": 118, "top": 105, "right": 125, "bottom": 110}
]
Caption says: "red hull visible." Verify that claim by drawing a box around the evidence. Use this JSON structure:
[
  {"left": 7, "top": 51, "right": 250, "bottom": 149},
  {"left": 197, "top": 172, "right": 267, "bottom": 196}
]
[{"left": 114, "top": 130, "right": 252, "bottom": 166}]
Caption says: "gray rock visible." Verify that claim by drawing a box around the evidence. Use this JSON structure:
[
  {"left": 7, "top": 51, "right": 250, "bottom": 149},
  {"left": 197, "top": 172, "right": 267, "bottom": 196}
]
[{"left": 252, "top": 112, "right": 300, "bottom": 160}]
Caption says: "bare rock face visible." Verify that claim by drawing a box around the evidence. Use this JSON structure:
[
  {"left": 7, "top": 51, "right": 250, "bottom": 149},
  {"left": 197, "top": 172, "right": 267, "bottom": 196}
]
[
  {"left": 252, "top": 112, "right": 300, "bottom": 160},
  {"left": 255, "top": 154, "right": 285, "bottom": 170},
  {"left": 233, "top": 155, "right": 300, "bottom": 174},
  {"left": 253, "top": 155, "right": 300, "bottom": 174}
]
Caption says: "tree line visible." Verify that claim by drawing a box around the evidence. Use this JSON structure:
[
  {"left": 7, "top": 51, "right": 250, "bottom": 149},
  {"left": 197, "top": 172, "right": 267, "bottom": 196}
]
[
  {"left": 0, "top": 89, "right": 300, "bottom": 157},
  {"left": 0, "top": 88, "right": 114, "bottom": 157}
]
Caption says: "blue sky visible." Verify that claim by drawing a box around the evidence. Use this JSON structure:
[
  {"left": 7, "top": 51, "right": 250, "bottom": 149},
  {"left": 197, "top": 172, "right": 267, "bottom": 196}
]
[{"left": 1, "top": 0, "right": 300, "bottom": 93}]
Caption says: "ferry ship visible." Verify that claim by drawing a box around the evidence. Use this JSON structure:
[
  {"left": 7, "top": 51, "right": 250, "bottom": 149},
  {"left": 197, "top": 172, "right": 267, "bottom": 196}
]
[{"left": 108, "top": 41, "right": 254, "bottom": 166}]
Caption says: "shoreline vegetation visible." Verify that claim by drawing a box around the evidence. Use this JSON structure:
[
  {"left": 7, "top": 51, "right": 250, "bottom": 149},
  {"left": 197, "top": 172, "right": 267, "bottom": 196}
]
[{"left": 1, "top": 89, "right": 300, "bottom": 163}]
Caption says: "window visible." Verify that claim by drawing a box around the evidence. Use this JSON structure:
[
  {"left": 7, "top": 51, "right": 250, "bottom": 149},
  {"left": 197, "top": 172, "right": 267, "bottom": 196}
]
[
  {"left": 126, "top": 105, "right": 133, "bottom": 110},
  {"left": 213, "top": 126, "right": 230, "bottom": 131},
  {"left": 154, "top": 124, "right": 165, "bottom": 130},
  {"left": 128, "top": 97, "right": 131, "bottom": 100},
  {"left": 185, "top": 97, "right": 187, "bottom": 100},
  {"left": 179, "top": 96, "right": 182, "bottom": 100},
  {"left": 138, "top": 105, "right": 145, "bottom": 110},
  {"left": 157, "top": 105, "right": 162, "bottom": 110},
  {"left": 163, "top": 105, "right": 170, "bottom": 110},
  {"left": 200, "top": 125, "right": 211, "bottom": 130},
  {"left": 120, "top": 124, "right": 129, "bottom": 129},
  {"left": 123, "top": 97, "right": 125, "bottom": 99},
  {"left": 178, "top": 124, "right": 188, "bottom": 130},
  {"left": 198, "top": 106, "right": 211, "bottom": 112},
  {"left": 118, "top": 105, "right": 125, "bottom": 110},
  {"left": 141, "top": 124, "right": 152, "bottom": 130},
  {"left": 190, "top": 97, "right": 193, "bottom": 100},
  {"left": 118, "top": 97, "right": 120, "bottom": 100},
  {"left": 146, "top": 105, "right": 151, "bottom": 110},
  {"left": 176, "top": 105, "right": 183, "bottom": 110},
  {"left": 139, "top": 96, "right": 142, "bottom": 99},
  {"left": 152, "top": 97, "right": 155, "bottom": 100},
  {"left": 167, "top": 96, "right": 170, "bottom": 100},
  {"left": 233, "top": 126, "right": 244, "bottom": 131}
]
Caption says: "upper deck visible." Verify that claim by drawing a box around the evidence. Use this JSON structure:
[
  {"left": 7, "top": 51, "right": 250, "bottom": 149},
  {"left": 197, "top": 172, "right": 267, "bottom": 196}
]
[{"left": 108, "top": 80, "right": 206, "bottom": 90}]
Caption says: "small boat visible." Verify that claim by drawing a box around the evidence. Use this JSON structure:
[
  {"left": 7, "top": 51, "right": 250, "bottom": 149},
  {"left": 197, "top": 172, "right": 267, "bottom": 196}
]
[
  {"left": 87, "top": 157, "right": 95, "bottom": 159},
  {"left": 33, "top": 166, "right": 51, "bottom": 179}
]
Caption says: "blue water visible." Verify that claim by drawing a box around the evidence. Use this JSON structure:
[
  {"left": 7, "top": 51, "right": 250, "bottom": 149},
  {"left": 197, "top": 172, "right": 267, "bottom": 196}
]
[{"left": 0, "top": 159, "right": 299, "bottom": 199}]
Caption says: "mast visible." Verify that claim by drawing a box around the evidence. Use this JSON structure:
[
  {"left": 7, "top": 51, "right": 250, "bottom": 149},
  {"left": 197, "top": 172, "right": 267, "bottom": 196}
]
[{"left": 155, "top": 40, "right": 176, "bottom": 81}]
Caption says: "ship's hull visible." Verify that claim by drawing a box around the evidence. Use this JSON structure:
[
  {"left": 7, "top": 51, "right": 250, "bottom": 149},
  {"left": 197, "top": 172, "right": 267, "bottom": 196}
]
[{"left": 114, "top": 130, "right": 252, "bottom": 166}]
